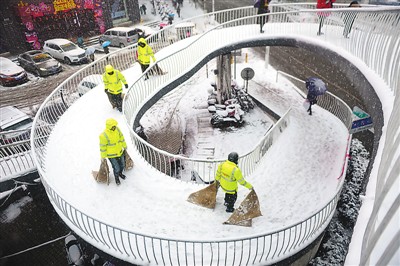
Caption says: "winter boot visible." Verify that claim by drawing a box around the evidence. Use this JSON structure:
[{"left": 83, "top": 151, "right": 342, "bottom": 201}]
[
  {"left": 226, "top": 207, "right": 235, "bottom": 213},
  {"left": 119, "top": 173, "right": 126, "bottom": 180},
  {"left": 115, "top": 176, "right": 121, "bottom": 185}
]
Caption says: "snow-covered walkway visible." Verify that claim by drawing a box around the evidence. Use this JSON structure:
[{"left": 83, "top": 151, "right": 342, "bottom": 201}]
[{"left": 43, "top": 46, "right": 349, "bottom": 240}]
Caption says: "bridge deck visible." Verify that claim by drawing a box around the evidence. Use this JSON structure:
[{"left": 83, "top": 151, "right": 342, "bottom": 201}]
[{"left": 44, "top": 47, "right": 348, "bottom": 241}]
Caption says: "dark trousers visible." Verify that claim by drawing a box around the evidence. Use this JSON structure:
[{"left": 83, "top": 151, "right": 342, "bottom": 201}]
[
  {"left": 224, "top": 192, "right": 237, "bottom": 210},
  {"left": 108, "top": 155, "right": 125, "bottom": 178},
  {"left": 107, "top": 92, "right": 122, "bottom": 112},
  {"left": 140, "top": 63, "right": 150, "bottom": 79},
  {"left": 257, "top": 13, "right": 268, "bottom": 32},
  {"left": 318, "top": 16, "right": 325, "bottom": 35},
  {"left": 343, "top": 14, "right": 357, "bottom": 37}
]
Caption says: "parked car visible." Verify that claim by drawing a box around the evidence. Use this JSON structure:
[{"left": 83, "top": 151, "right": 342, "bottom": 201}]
[
  {"left": 99, "top": 26, "right": 155, "bottom": 48},
  {"left": 77, "top": 74, "right": 102, "bottom": 96},
  {"left": 17, "top": 50, "right": 63, "bottom": 77},
  {"left": 43, "top": 38, "right": 88, "bottom": 65},
  {"left": 0, "top": 106, "right": 33, "bottom": 144},
  {"left": 0, "top": 57, "right": 28, "bottom": 86}
]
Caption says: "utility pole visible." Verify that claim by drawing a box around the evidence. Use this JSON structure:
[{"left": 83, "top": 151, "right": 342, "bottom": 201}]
[{"left": 216, "top": 53, "right": 232, "bottom": 104}]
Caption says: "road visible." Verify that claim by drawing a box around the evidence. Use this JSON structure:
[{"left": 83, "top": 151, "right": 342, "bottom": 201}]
[{"left": 0, "top": 63, "right": 82, "bottom": 110}]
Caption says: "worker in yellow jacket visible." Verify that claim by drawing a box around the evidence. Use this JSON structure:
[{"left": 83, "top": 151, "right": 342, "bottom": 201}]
[
  {"left": 215, "top": 152, "right": 253, "bottom": 212},
  {"left": 102, "top": 65, "right": 128, "bottom": 112},
  {"left": 99, "top": 118, "right": 127, "bottom": 185},
  {"left": 137, "top": 38, "right": 165, "bottom": 79}
]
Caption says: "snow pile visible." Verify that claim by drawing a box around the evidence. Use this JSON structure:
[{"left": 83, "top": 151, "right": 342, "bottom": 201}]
[{"left": 309, "top": 138, "right": 370, "bottom": 265}]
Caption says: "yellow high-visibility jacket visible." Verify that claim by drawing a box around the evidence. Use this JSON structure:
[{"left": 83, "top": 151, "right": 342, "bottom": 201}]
[
  {"left": 99, "top": 120, "right": 127, "bottom": 159},
  {"left": 215, "top": 160, "right": 252, "bottom": 194},
  {"left": 102, "top": 70, "right": 127, "bottom": 95},
  {"left": 137, "top": 38, "right": 156, "bottom": 66}
]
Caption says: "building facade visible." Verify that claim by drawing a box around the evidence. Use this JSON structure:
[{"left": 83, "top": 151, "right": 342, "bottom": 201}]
[{"left": 0, "top": 0, "right": 140, "bottom": 54}]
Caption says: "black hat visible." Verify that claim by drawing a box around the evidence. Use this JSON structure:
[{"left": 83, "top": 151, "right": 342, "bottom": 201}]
[{"left": 228, "top": 152, "right": 239, "bottom": 164}]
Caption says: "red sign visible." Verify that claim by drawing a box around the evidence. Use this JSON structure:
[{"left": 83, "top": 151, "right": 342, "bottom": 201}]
[
  {"left": 84, "top": 0, "right": 94, "bottom": 9},
  {"left": 17, "top": 2, "right": 53, "bottom": 17},
  {"left": 25, "top": 21, "right": 34, "bottom": 30}
]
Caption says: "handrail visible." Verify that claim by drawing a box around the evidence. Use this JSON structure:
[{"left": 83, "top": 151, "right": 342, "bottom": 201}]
[
  {"left": 0, "top": 127, "right": 35, "bottom": 178},
  {"left": 30, "top": 6, "right": 399, "bottom": 266},
  {"left": 276, "top": 71, "right": 353, "bottom": 130}
]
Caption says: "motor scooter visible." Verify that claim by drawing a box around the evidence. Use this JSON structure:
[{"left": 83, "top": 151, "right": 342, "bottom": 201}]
[
  {"left": 232, "top": 85, "right": 255, "bottom": 112},
  {"left": 210, "top": 103, "right": 244, "bottom": 128},
  {"left": 65, "top": 234, "right": 87, "bottom": 266}
]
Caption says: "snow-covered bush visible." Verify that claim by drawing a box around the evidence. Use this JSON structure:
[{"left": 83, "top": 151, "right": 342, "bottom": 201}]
[{"left": 309, "top": 138, "right": 370, "bottom": 265}]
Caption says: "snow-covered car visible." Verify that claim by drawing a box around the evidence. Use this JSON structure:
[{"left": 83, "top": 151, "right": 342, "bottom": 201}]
[
  {"left": 17, "top": 50, "right": 62, "bottom": 77},
  {"left": 77, "top": 75, "right": 102, "bottom": 96},
  {"left": 0, "top": 106, "right": 33, "bottom": 144},
  {"left": 43, "top": 38, "right": 88, "bottom": 65},
  {"left": 0, "top": 57, "right": 28, "bottom": 86}
]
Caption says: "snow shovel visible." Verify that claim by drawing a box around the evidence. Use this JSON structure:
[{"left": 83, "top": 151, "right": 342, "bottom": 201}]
[
  {"left": 187, "top": 182, "right": 217, "bottom": 209},
  {"left": 223, "top": 189, "right": 262, "bottom": 227},
  {"left": 125, "top": 151, "right": 134, "bottom": 170},
  {"left": 92, "top": 159, "right": 110, "bottom": 185}
]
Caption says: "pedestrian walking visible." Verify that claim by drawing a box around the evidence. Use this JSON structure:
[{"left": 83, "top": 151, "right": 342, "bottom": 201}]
[
  {"left": 99, "top": 118, "right": 127, "bottom": 186},
  {"left": 176, "top": 5, "right": 181, "bottom": 18},
  {"left": 215, "top": 152, "right": 253, "bottom": 213},
  {"left": 137, "top": 38, "right": 166, "bottom": 79},
  {"left": 255, "top": 0, "right": 271, "bottom": 33},
  {"left": 140, "top": 4, "right": 147, "bottom": 15},
  {"left": 343, "top": 1, "right": 361, "bottom": 38},
  {"left": 317, "top": 0, "right": 336, "bottom": 35},
  {"left": 304, "top": 77, "right": 327, "bottom": 115},
  {"left": 102, "top": 65, "right": 128, "bottom": 112}
]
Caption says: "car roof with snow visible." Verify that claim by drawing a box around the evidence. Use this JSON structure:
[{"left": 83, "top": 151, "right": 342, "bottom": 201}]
[
  {"left": 0, "top": 106, "right": 32, "bottom": 130},
  {"left": 105, "top": 27, "right": 133, "bottom": 32},
  {"left": 44, "top": 38, "right": 74, "bottom": 45},
  {"left": 0, "top": 57, "right": 25, "bottom": 75}
]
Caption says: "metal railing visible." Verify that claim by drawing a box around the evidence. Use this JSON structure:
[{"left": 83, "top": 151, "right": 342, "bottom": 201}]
[
  {"left": 276, "top": 71, "right": 353, "bottom": 130},
  {"left": 30, "top": 5, "right": 400, "bottom": 266},
  {"left": 0, "top": 128, "right": 36, "bottom": 179}
]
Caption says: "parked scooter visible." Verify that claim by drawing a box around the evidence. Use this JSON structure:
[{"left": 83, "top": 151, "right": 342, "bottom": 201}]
[
  {"left": 232, "top": 84, "right": 255, "bottom": 112},
  {"left": 65, "top": 234, "right": 114, "bottom": 266},
  {"left": 210, "top": 103, "right": 244, "bottom": 128},
  {"left": 65, "top": 234, "right": 87, "bottom": 266}
]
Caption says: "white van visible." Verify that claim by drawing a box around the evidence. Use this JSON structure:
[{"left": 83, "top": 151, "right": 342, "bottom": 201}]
[{"left": 99, "top": 26, "right": 155, "bottom": 48}]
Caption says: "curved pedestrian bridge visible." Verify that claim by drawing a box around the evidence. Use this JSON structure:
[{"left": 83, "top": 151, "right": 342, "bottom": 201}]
[{"left": 32, "top": 6, "right": 398, "bottom": 265}]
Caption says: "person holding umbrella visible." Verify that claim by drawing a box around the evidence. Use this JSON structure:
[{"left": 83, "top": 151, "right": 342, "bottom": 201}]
[
  {"left": 305, "top": 77, "right": 327, "bottom": 115},
  {"left": 85, "top": 47, "right": 96, "bottom": 62},
  {"left": 102, "top": 41, "right": 111, "bottom": 54}
]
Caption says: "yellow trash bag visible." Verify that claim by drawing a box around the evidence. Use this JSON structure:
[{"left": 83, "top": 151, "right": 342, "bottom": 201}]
[
  {"left": 125, "top": 151, "right": 134, "bottom": 170},
  {"left": 187, "top": 182, "right": 218, "bottom": 209},
  {"left": 223, "top": 189, "right": 262, "bottom": 227},
  {"left": 92, "top": 159, "right": 110, "bottom": 185}
]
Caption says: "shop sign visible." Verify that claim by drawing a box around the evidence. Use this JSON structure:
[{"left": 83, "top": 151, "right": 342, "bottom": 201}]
[
  {"left": 38, "top": 2, "right": 53, "bottom": 13},
  {"left": 25, "top": 21, "right": 34, "bottom": 30},
  {"left": 17, "top": 2, "right": 53, "bottom": 17},
  {"left": 74, "top": 0, "right": 93, "bottom": 9},
  {"left": 84, "top": 0, "right": 95, "bottom": 9},
  {"left": 53, "top": 0, "right": 77, "bottom": 12}
]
